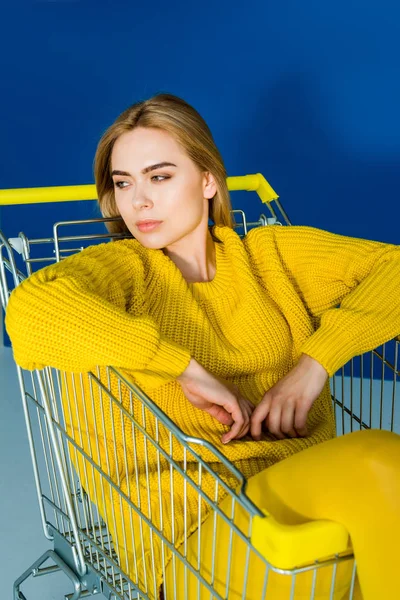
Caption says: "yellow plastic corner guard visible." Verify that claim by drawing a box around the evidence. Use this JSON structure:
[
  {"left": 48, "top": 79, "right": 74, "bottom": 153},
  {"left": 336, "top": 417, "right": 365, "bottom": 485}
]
[
  {"left": 164, "top": 484, "right": 353, "bottom": 600},
  {"left": 0, "top": 174, "right": 278, "bottom": 206},
  {"left": 227, "top": 173, "right": 279, "bottom": 205},
  {"left": 251, "top": 509, "right": 349, "bottom": 570}
]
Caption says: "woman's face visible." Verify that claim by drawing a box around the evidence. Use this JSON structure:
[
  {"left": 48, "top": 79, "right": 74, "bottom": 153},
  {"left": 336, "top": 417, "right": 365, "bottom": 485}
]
[{"left": 111, "top": 127, "right": 216, "bottom": 249}]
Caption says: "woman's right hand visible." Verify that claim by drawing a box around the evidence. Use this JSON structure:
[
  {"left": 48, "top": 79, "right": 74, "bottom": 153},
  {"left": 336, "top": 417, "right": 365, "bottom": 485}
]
[{"left": 177, "top": 358, "right": 254, "bottom": 444}]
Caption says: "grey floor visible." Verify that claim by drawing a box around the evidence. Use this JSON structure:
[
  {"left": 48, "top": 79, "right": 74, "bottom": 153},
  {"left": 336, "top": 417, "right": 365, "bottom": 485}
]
[{"left": 0, "top": 346, "right": 69, "bottom": 600}]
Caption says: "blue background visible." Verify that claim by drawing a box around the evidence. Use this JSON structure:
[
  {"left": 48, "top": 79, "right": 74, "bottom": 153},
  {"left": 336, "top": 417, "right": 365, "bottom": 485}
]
[{"left": 1, "top": 0, "right": 400, "bottom": 346}]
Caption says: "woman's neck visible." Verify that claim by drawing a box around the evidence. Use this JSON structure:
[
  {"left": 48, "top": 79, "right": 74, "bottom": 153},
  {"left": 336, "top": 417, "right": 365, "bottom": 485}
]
[{"left": 163, "top": 228, "right": 216, "bottom": 284}]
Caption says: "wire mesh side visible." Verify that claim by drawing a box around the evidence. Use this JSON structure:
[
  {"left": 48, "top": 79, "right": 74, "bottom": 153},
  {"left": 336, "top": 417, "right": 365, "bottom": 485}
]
[
  {"left": 331, "top": 339, "right": 400, "bottom": 436},
  {"left": 2, "top": 219, "right": 394, "bottom": 600},
  {"left": 1, "top": 209, "right": 284, "bottom": 282},
  {"left": 26, "top": 362, "right": 356, "bottom": 600}
]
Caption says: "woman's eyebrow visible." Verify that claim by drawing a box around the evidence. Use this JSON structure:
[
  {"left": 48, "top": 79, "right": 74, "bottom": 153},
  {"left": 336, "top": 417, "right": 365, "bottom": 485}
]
[{"left": 111, "top": 162, "right": 177, "bottom": 177}]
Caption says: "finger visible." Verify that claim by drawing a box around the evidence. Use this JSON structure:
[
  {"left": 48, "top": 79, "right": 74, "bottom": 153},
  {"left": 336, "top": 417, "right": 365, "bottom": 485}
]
[
  {"left": 229, "top": 392, "right": 253, "bottom": 437},
  {"left": 244, "top": 398, "right": 255, "bottom": 415},
  {"left": 294, "top": 403, "right": 309, "bottom": 437},
  {"left": 250, "top": 398, "right": 271, "bottom": 440},
  {"left": 231, "top": 400, "right": 251, "bottom": 441},
  {"left": 206, "top": 404, "right": 234, "bottom": 426},
  {"left": 281, "top": 401, "right": 298, "bottom": 438},
  {"left": 233, "top": 393, "right": 253, "bottom": 427},
  {"left": 236, "top": 410, "right": 251, "bottom": 440},
  {"left": 266, "top": 402, "right": 285, "bottom": 439},
  {"left": 240, "top": 397, "right": 254, "bottom": 421},
  {"left": 246, "top": 403, "right": 254, "bottom": 421},
  {"left": 221, "top": 401, "right": 245, "bottom": 444}
]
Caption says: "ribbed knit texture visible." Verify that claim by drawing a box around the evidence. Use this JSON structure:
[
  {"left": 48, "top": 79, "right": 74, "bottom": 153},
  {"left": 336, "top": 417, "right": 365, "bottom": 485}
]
[{"left": 5, "top": 224, "right": 400, "bottom": 597}]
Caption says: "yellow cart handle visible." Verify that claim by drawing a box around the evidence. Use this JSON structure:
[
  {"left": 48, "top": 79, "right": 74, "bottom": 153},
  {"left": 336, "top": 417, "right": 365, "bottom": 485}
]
[
  {"left": 0, "top": 184, "right": 98, "bottom": 206},
  {"left": 227, "top": 174, "right": 279, "bottom": 204},
  {"left": 0, "top": 174, "right": 278, "bottom": 206}
]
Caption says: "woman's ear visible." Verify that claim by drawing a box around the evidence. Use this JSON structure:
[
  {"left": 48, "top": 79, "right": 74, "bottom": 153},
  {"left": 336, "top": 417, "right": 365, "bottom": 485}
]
[{"left": 202, "top": 171, "right": 217, "bottom": 199}]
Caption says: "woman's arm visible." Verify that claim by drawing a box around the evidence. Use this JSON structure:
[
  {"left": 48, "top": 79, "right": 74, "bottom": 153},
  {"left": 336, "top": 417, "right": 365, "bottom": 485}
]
[
  {"left": 248, "top": 225, "right": 400, "bottom": 376},
  {"left": 6, "top": 242, "right": 254, "bottom": 437},
  {"left": 5, "top": 241, "right": 190, "bottom": 390}
]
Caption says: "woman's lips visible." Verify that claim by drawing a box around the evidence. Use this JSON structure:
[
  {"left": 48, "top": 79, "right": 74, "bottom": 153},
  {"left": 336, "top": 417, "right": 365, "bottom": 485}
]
[{"left": 136, "top": 221, "right": 163, "bottom": 233}]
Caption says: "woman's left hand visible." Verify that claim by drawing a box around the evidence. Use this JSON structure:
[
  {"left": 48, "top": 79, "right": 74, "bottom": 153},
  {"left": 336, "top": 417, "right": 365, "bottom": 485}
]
[{"left": 250, "top": 354, "right": 329, "bottom": 440}]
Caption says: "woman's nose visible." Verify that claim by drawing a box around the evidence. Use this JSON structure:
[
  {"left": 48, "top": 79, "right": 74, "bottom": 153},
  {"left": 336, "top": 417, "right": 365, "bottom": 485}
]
[{"left": 131, "top": 187, "right": 154, "bottom": 210}]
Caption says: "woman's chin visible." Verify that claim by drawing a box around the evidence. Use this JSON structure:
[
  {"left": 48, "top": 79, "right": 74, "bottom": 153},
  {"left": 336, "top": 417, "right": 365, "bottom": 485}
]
[{"left": 134, "top": 233, "right": 168, "bottom": 250}]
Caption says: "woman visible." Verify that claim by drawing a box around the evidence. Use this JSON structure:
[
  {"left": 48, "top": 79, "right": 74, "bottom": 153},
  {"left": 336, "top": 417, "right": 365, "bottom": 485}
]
[{"left": 6, "top": 93, "right": 400, "bottom": 599}]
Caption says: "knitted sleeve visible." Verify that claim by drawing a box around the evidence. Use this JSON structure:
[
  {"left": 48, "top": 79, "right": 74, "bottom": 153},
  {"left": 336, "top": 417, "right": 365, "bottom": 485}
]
[
  {"left": 5, "top": 242, "right": 191, "bottom": 389},
  {"left": 248, "top": 225, "right": 400, "bottom": 376}
]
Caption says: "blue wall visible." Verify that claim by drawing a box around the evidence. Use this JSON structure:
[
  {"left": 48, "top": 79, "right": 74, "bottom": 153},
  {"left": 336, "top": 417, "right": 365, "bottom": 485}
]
[
  {"left": 1, "top": 0, "right": 399, "bottom": 238},
  {"left": 1, "top": 0, "right": 400, "bottom": 343}
]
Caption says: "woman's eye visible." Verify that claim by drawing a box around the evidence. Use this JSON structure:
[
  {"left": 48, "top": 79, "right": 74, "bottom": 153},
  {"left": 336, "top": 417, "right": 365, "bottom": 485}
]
[
  {"left": 151, "top": 175, "right": 170, "bottom": 182},
  {"left": 114, "top": 176, "right": 169, "bottom": 188},
  {"left": 114, "top": 181, "right": 129, "bottom": 189}
]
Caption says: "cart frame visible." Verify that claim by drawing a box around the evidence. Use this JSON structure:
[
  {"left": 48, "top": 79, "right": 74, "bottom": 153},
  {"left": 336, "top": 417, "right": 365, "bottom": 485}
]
[{"left": 0, "top": 175, "right": 398, "bottom": 600}]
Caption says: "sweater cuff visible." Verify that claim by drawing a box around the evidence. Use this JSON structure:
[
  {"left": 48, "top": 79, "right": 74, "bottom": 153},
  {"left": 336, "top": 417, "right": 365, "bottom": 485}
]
[
  {"left": 300, "top": 325, "right": 359, "bottom": 377},
  {"left": 133, "top": 338, "right": 191, "bottom": 390}
]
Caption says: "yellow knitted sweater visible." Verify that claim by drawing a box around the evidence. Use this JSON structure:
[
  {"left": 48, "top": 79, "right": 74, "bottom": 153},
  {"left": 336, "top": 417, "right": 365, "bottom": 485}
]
[{"left": 5, "top": 224, "right": 400, "bottom": 596}]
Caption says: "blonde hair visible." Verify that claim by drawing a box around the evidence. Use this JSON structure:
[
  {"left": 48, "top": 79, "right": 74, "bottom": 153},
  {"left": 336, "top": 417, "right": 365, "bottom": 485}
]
[{"left": 93, "top": 93, "right": 235, "bottom": 240}]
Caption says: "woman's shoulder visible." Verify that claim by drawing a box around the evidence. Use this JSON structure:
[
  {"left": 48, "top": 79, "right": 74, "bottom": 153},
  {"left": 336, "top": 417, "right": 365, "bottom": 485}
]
[
  {"left": 213, "top": 223, "right": 323, "bottom": 241},
  {"left": 243, "top": 224, "right": 336, "bottom": 247},
  {"left": 211, "top": 223, "right": 308, "bottom": 253},
  {"left": 212, "top": 224, "right": 339, "bottom": 253},
  {"left": 65, "top": 237, "right": 146, "bottom": 263},
  {"left": 40, "top": 237, "right": 149, "bottom": 279}
]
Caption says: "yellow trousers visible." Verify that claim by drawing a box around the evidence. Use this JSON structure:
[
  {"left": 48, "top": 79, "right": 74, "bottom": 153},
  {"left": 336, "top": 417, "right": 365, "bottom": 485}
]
[{"left": 165, "top": 430, "right": 400, "bottom": 599}]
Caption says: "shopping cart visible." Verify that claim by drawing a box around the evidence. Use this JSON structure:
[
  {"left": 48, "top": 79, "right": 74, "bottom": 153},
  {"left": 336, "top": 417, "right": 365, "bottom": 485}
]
[{"left": 0, "top": 174, "right": 398, "bottom": 600}]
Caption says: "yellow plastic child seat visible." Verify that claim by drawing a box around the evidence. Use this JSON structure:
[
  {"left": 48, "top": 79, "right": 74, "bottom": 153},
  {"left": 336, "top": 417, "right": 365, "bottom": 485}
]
[{"left": 164, "top": 469, "right": 355, "bottom": 600}]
